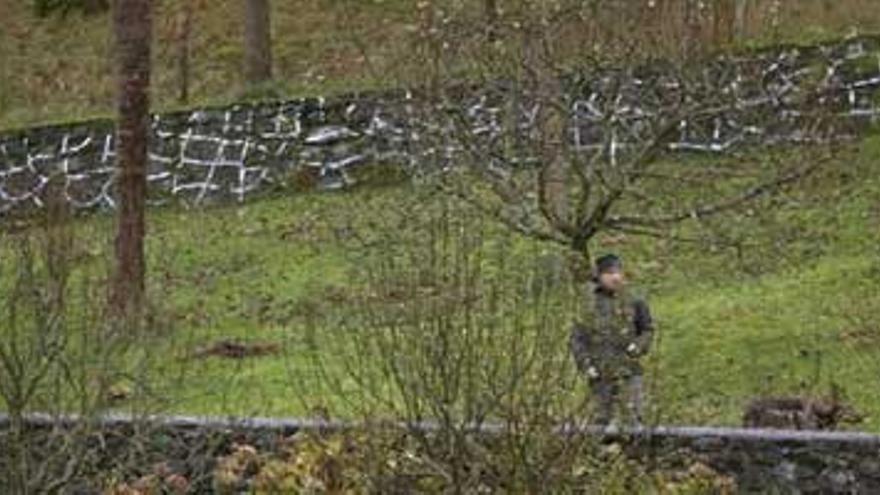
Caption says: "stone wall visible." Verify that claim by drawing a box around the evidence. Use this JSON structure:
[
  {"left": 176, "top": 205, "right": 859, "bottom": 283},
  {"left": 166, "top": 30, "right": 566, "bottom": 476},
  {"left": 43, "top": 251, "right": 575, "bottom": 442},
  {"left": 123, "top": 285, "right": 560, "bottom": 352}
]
[
  {"left": 2, "top": 413, "right": 879, "bottom": 493},
  {"left": 641, "top": 425, "right": 880, "bottom": 493},
  {"left": 2, "top": 36, "right": 880, "bottom": 215}
]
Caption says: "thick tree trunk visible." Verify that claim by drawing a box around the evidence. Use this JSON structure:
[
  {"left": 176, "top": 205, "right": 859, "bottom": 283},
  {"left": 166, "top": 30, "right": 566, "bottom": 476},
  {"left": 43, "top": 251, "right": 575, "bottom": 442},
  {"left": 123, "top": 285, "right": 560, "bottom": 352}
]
[
  {"left": 244, "top": 0, "right": 272, "bottom": 85},
  {"left": 522, "top": 19, "right": 570, "bottom": 235},
  {"left": 111, "top": 0, "right": 152, "bottom": 316}
]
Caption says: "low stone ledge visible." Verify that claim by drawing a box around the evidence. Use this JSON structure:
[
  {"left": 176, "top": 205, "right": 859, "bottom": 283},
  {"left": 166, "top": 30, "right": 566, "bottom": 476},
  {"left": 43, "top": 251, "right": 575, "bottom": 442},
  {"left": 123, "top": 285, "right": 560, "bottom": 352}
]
[{"left": 3, "top": 413, "right": 879, "bottom": 493}]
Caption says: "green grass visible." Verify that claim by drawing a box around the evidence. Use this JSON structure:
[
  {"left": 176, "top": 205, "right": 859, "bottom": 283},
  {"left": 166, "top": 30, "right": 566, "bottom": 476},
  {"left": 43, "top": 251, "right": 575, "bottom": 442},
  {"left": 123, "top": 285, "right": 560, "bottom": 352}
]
[
  {"left": 655, "top": 254, "right": 880, "bottom": 426},
  {"left": 3, "top": 134, "right": 876, "bottom": 429},
  {"left": 0, "top": 0, "right": 416, "bottom": 131}
]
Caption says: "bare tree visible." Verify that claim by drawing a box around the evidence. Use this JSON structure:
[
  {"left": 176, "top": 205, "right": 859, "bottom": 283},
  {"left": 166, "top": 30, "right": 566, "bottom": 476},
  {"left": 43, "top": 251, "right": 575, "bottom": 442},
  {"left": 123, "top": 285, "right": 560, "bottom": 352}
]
[
  {"left": 1, "top": 184, "right": 121, "bottom": 493},
  {"left": 301, "top": 196, "right": 606, "bottom": 492},
  {"left": 111, "top": 0, "right": 152, "bottom": 315},
  {"left": 408, "top": 0, "right": 837, "bottom": 281},
  {"left": 0, "top": 197, "right": 184, "bottom": 492},
  {"left": 0, "top": 2, "right": 9, "bottom": 118},
  {"left": 243, "top": 0, "right": 272, "bottom": 85},
  {"left": 176, "top": 0, "right": 194, "bottom": 104}
]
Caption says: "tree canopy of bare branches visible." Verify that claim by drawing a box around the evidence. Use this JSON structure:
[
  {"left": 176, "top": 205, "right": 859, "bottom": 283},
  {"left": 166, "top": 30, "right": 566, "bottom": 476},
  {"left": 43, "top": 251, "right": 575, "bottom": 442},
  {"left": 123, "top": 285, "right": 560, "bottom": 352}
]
[{"left": 405, "top": 0, "right": 841, "bottom": 279}]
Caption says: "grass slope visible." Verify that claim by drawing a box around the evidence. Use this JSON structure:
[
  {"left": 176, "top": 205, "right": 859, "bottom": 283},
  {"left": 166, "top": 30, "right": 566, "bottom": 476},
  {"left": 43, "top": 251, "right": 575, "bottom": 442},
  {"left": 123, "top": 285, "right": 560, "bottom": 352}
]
[
  {"left": 3, "top": 0, "right": 880, "bottom": 130},
  {"left": 182, "top": 135, "right": 880, "bottom": 427},
  {"left": 3, "top": 133, "right": 876, "bottom": 429}
]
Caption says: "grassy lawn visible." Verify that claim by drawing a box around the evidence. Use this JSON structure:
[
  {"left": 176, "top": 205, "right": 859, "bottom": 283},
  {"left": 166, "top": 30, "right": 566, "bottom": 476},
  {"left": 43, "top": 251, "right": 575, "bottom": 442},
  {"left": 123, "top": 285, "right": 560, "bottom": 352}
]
[{"left": 3, "top": 133, "right": 876, "bottom": 429}]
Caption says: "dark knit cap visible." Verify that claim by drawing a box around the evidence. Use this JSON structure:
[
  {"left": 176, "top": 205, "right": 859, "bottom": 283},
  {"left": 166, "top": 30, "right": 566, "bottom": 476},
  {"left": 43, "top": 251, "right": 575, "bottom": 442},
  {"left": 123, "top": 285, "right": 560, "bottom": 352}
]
[{"left": 595, "top": 253, "right": 623, "bottom": 274}]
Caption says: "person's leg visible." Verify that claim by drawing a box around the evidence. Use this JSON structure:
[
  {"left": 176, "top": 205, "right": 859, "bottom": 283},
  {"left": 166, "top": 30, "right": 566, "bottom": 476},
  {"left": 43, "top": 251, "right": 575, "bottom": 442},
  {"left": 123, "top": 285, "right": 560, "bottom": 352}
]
[
  {"left": 626, "top": 373, "right": 644, "bottom": 426},
  {"left": 591, "top": 377, "right": 618, "bottom": 426}
]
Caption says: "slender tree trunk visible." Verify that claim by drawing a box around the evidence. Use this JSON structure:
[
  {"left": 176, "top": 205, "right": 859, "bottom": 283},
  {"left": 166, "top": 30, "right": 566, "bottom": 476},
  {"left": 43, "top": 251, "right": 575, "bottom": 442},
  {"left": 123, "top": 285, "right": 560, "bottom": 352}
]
[
  {"left": 682, "top": 0, "right": 698, "bottom": 58},
  {"left": 713, "top": 0, "right": 735, "bottom": 47},
  {"left": 734, "top": 0, "right": 749, "bottom": 41},
  {"left": 0, "top": 5, "right": 8, "bottom": 117},
  {"left": 178, "top": 0, "right": 193, "bottom": 104},
  {"left": 244, "top": 0, "right": 272, "bottom": 85},
  {"left": 111, "top": 0, "right": 152, "bottom": 316},
  {"left": 484, "top": 0, "right": 498, "bottom": 42}
]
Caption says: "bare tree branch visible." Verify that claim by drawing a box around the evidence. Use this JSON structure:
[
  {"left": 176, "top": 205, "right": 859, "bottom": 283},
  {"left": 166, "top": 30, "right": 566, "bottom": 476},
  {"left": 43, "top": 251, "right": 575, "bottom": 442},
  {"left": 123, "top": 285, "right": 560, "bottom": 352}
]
[{"left": 605, "top": 147, "right": 836, "bottom": 228}]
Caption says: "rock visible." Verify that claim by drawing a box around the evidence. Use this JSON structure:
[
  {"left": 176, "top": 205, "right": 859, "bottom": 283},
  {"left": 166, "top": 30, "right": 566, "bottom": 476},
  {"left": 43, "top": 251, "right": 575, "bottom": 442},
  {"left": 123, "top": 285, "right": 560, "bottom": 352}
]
[{"left": 304, "top": 126, "right": 359, "bottom": 145}]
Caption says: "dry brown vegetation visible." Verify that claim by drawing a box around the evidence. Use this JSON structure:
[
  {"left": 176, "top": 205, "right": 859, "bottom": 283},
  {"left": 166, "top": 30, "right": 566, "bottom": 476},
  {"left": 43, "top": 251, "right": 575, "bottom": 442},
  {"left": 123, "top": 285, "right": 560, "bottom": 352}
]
[{"left": 1, "top": 0, "right": 879, "bottom": 130}]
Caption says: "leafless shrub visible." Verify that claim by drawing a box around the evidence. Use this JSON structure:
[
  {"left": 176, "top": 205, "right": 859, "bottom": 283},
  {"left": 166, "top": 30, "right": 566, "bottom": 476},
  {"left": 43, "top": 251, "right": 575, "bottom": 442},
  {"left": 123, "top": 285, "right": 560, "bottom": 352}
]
[
  {"left": 0, "top": 181, "right": 181, "bottom": 493},
  {"left": 290, "top": 192, "right": 675, "bottom": 492},
  {"left": 396, "top": 0, "right": 841, "bottom": 285}
]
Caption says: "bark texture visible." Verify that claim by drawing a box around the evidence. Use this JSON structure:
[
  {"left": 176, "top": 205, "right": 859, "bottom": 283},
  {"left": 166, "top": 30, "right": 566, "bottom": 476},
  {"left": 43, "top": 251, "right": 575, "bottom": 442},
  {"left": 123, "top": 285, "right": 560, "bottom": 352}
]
[
  {"left": 111, "top": 0, "right": 152, "bottom": 315},
  {"left": 244, "top": 0, "right": 272, "bottom": 84}
]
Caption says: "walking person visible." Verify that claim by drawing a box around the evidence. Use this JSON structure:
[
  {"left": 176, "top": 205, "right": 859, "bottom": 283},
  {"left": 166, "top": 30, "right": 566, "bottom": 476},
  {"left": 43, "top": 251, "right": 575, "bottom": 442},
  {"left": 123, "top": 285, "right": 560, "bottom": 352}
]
[{"left": 570, "top": 254, "right": 654, "bottom": 427}]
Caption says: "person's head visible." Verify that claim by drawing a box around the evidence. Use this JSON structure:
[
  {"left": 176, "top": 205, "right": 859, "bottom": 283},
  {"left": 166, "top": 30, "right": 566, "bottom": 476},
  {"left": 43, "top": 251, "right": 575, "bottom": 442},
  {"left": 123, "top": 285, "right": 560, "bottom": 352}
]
[{"left": 595, "top": 253, "right": 625, "bottom": 292}]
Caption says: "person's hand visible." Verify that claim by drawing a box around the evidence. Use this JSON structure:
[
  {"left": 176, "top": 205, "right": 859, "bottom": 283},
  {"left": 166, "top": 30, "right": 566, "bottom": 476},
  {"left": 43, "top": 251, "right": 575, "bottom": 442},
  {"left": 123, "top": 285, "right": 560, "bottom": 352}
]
[{"left": 587, "top": 366, "right": 600, "bottom": 379}]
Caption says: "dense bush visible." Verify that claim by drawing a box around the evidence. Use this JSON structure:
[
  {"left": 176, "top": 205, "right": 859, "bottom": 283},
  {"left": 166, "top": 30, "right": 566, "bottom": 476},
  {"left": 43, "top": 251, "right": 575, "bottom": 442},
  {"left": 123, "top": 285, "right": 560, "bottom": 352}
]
[
  {"left": 0, "top": 184, "right": 179, "bottom": 493},
  {"left": 206, "top": 430, "right": 737, "bottom": 494}
]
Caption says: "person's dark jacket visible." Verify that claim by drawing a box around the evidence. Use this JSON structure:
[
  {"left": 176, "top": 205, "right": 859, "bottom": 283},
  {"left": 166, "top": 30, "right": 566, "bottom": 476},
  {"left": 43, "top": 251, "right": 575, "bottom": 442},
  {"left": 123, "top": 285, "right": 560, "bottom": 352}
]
[{"left": 570, "top": 283, "right": 654, "bottom": 379}]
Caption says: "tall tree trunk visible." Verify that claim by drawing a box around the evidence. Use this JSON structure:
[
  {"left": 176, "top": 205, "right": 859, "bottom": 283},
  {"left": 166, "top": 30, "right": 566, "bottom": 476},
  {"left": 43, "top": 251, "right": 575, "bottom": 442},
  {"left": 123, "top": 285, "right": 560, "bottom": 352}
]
[
  {"left": 484, "top": 0, "right": 498, "bottom": 42},
  {"left": 111, "top": 0, "right": 152, "bottom": 316},
  {"left": 682, "top": 0, "right": 703, "bottom": 58},
  {"left": 713, "top": 0, "right": 735, "bottom": 47},
  {"left": 177, "top": 0, "right": 193, "bottom": 104},
  {"left": 244, "top": 0, "right": 272, "bottom": 85},
  {"left": 734, "top": 0, "right": 749, "bottom": 41},
  {"left": 0, "top": 2, "right": 8, "bottom": 117}
]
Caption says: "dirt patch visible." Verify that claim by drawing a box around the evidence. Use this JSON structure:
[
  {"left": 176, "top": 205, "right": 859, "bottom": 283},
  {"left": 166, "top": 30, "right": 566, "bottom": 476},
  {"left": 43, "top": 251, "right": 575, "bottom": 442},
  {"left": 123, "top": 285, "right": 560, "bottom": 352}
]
[
  {"left": 743, "top": 393, "right": 863, "bottom": 430},
  {"left": 190, "top": 339, "right": 281, "bottom": 360}
]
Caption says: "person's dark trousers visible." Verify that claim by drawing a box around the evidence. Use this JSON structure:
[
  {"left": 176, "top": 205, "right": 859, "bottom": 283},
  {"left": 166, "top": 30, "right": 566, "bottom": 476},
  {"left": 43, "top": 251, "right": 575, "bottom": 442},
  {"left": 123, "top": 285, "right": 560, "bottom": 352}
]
[{"left": 589, "top": 373, "right": 644, "bottom": 426}]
